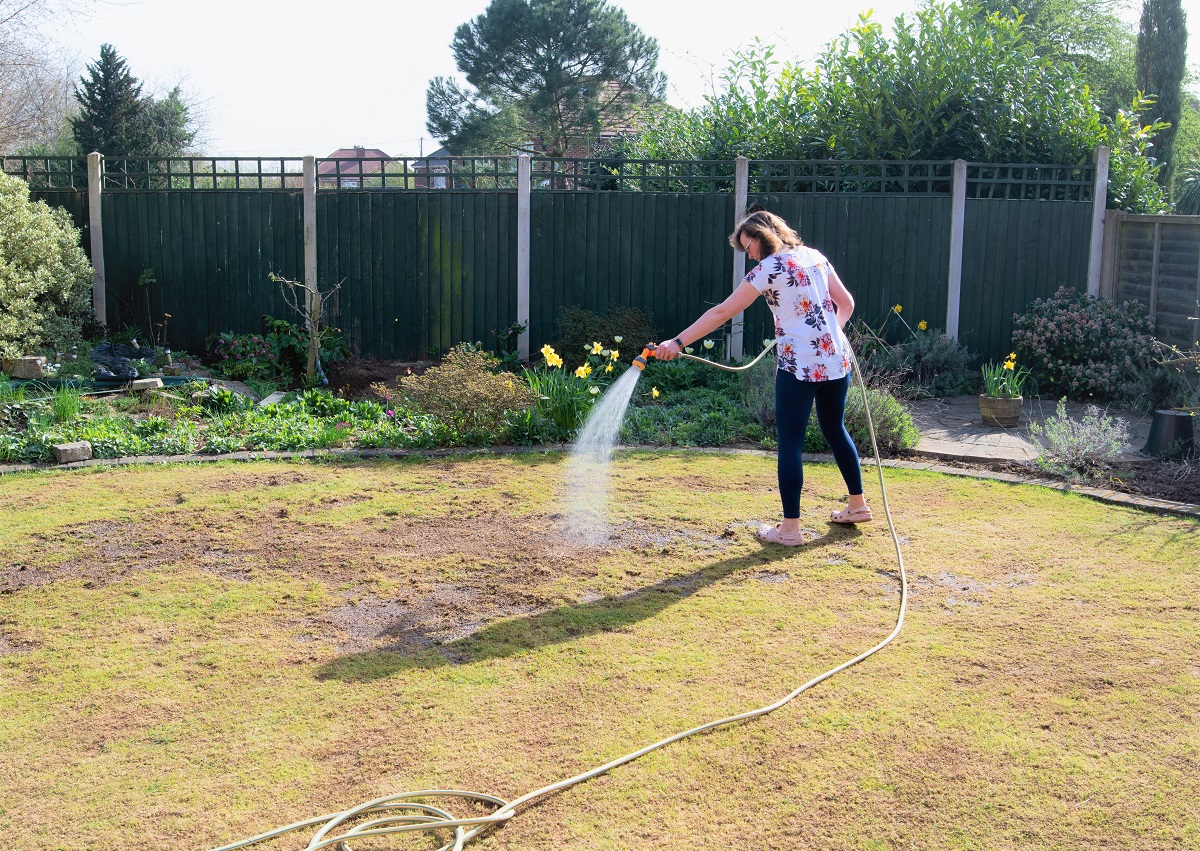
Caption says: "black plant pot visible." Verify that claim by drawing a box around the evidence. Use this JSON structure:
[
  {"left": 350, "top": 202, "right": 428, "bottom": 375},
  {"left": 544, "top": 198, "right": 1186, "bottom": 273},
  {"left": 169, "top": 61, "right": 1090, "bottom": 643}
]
[{"left": 1142, "top": 410, "right": 1196, "bottom": 460}]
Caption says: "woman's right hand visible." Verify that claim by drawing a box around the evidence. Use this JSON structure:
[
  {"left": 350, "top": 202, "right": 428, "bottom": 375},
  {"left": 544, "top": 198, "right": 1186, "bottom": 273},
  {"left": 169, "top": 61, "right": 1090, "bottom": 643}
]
[{"left": 654, "top": 339, "right": 681, "bottom": 361}]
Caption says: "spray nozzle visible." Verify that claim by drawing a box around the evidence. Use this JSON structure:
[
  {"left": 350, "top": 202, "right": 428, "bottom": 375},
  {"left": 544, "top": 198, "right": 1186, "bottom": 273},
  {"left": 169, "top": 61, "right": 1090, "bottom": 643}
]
[{"left": 631, "top": 343, "right": 657, "bottom": 371}]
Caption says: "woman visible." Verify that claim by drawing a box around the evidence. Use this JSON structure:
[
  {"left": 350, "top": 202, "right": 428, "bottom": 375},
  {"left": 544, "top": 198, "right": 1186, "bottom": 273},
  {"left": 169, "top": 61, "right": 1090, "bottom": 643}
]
[{"left": 655, "top": 210, "right": 871, "bottom": 545}]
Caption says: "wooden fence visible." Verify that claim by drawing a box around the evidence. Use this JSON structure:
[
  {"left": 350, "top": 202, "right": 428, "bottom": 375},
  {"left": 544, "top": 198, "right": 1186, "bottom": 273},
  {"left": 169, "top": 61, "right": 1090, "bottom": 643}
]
[
  {"left": 4, "top": 153, "right": 1106, "bottom": 362},
  {"left": 1101, "top": 212, "right": 1200, "bottom": 349}
]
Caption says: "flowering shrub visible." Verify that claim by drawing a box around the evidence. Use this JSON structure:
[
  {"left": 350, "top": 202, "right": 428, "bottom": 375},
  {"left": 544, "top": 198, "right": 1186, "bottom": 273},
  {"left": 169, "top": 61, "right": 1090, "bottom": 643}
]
[
  {"left": 1011, "top": 287, "right": 1156, "bottom": 402},
  {"left": 207, "top": 332, "right": 279, "bottom": 381}
]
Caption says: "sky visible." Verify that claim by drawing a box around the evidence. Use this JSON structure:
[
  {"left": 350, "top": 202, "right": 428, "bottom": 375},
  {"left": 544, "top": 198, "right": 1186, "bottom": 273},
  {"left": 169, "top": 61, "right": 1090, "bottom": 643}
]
[{"left": 42, "top": 0, "right": 1200, "bottom": 159}]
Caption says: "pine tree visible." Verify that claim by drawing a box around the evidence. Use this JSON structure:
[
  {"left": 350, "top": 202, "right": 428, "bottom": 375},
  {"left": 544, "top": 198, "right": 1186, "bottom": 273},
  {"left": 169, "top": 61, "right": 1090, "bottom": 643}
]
[
  {"left": 1136, "top": 0, "right": 1187, "bottom": 185},
  {"left": 71, "top": 43, "right": 153, "bottom": 156}
]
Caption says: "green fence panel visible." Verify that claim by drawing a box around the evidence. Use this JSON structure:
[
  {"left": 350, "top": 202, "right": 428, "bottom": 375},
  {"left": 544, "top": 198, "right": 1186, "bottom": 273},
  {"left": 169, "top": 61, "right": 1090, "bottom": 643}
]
[
  {"left": 101, "top": 191, "right": 305, "bottom": 355},
  {"left": 960, "top": 198, "right": 1093, "bottom": 360},
  {"left": 747, "top": 194, "right": 953, "bottom": 346},
  {"left": 529, "top": 192, "right": 734, "bottom": 350},
  {"left": 317, "top": 191, "right": 518, "bottom": 360}
]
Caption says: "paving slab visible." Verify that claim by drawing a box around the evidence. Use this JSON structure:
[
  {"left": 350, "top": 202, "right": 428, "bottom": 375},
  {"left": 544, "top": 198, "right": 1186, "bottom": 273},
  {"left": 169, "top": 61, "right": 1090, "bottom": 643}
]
[{"left": 906, "top": 396, "right": 1156, "bottom": 465}]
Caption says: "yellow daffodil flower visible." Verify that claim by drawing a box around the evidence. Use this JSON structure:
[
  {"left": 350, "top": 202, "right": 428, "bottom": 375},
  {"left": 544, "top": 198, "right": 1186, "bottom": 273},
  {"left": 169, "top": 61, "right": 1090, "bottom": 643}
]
[
  {"left": 651, "top": 387, "right": 660, "bottom": 398},
  {"left": 610, "top": 350, "right": 619, "bottom": 360},
  {"left": 918, "top": 320, "right": 928, "bottom": 331},
  {"left": 1009, "top": 352, "right": 1017, "bottom": 360},
  {"left": 605, "top": 363, "right": 613, "bottom": 373},
  {"left": 1003, "top": 360, "right": 1015, "bottom": 371},
  {"left": 893, "top": 304, "right": 903, "bottom": 313},
  {"left": 547, "top": 353, "right": 562, "bottom": 368},
  {"left": 590, "top": 341, "right": 603, "bottom": 355},
  {"left": 540, "top": 344, "right": 555, "bottom": 359},
  {"left": 575, "top": 364, "right": 592, "bottom": 378}
]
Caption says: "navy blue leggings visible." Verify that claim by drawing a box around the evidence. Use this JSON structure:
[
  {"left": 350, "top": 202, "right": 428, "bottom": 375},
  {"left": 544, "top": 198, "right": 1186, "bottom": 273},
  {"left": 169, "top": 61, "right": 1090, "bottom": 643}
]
[{"left": 775, "top": 371, "right": 863, "bottom": 518}]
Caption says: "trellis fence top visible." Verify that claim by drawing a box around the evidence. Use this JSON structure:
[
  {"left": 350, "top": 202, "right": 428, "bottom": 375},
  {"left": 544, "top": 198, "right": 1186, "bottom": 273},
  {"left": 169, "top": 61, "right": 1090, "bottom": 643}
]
[{"left": 2, "top": 154, "right": 1096, "bottom": 200}]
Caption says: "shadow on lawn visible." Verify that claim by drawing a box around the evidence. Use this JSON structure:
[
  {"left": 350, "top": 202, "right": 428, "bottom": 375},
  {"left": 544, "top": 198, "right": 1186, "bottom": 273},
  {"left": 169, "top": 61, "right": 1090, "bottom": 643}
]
[{"left": 315, "top": 529, "right": 857, "bottom": 682}]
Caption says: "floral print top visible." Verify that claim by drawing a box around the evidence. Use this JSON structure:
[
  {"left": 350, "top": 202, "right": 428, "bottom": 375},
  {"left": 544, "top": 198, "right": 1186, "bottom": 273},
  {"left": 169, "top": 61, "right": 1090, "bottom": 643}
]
[{"left": 744, "top": 245, "right": 852, "bottom": 382}]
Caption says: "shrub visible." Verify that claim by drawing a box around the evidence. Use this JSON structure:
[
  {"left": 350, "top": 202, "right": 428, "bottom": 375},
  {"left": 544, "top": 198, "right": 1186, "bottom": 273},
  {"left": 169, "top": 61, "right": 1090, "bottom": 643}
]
[
  {"left": 206, "top": 332, "right": 278, "bottom": 381},
  {"left": 1011, "top": 287, "right": 1156, "bottom": 403},
  {"left": 0, "top": 172, "right": 93, "bottom": 359},
  {"left": 805, "top": 384, "right": 919, "bottom": 456},
  {"left": 261, "top": 313, "right": 349, "bottom": 387},
  {"left": 1029, "top": 399, "right": 1130, "bottom": 481},
  {"left": 555, "top": 304, "right": 656, "bottom": 370},
  {"left": 867, "top": 330, "right": 977, "bottom": 399},
  {"left": 400, "top": 344, "right": 535, "bottom": 441}
]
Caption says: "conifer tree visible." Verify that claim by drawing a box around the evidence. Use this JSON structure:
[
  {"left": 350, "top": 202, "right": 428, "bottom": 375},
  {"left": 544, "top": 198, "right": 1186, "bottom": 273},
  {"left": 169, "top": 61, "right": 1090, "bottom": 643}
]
[
  {"left": 1136, "top": 0, "right": 1187, "bottom": 185},
  {"left": 70, "top": 43, "right": 153, "bottom": 156}
]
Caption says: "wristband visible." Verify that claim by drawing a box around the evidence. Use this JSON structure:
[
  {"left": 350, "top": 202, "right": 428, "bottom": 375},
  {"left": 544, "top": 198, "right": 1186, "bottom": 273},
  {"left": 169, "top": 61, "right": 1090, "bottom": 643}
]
[{"left": 673, "top": 337, "right": 684, "bottom": 348}]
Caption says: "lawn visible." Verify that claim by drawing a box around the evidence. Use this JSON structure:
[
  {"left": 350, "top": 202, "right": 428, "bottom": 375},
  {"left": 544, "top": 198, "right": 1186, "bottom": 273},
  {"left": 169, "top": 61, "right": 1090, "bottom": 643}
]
[{"left": 0, "top": 452, "right": 1197, "bottom": 850}]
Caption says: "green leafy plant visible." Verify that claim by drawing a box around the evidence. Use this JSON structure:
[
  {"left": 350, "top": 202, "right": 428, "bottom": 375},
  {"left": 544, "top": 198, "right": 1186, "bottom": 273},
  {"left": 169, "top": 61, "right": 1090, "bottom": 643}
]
[
  {"left": 804, "top": 384, "right": 920, "bottom": 456},
  {"left": 400, "top": 344, "right": 535, "bottom": 443},
  {"left": 206, "top": 332, "right": 278, "bottom": 381},
  {"left": 261, "top": 313, "right": 349, "bottom": 388},
  {"left": 981, "top": 353, "right": 1032, "bottom": 399},
  {"left": 852, "top": 307, "right": 977, "bottom": 399},
  {"left": 521, "top": 344, "right": 594, "bottom": 441}
]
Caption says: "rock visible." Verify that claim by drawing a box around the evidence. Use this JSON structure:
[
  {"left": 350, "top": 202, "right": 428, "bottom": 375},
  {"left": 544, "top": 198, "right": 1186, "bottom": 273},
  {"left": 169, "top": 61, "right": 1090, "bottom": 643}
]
[
  {"left": 162, "top": 364, "right": 183, "bottom": 376},
  {"left": 3, "top": 357, "right": 47, "bottom": 379},
  {"left": 258, "top": 391, "right": 287, "bottom": 406},
  {"left": 53, "top": 441, "right": 92, "bottom": 463},
  {"left": 131, "top": 377, "right": 164, "bottom": 392}
]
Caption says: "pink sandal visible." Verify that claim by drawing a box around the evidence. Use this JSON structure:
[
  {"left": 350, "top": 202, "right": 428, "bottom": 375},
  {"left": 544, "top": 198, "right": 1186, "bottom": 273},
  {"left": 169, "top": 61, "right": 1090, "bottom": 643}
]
[
  {"left": 756, "top": 523, "right": 807, "bottom": 546},
  {"left": 830, "top": 505, "right": 873, "bottom": 524}
]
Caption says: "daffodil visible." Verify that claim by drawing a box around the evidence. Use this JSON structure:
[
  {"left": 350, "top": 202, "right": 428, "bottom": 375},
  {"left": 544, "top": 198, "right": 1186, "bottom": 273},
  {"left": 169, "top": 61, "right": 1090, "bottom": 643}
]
[
  {"left": 613, "top": 335, "right": 623, "bottom": 343},
  {"left": 651, "top": 387, "right": 660, "bottom": 398},
  {"left": 605, "top": 363, "right": 613, "bottom": 373},
  {"left": 702, "top": 339, "right": 714, "bottom": 350},
  {"left": 589, "top": 386, "right": 600, "bottom": 395},
  {"left": 575, "top": 364, "right": 592, "bottom": 378},
  {"left": 1009, "top": 352, "right": 1017, "bottom": 361},
  {"left": 591, "top": 341, "right": 603, "bottom": 355},
  {"left": 609, "top": 350, "right": 619, "bottom": 360},
  {"left": 893, "top": 304, "right": 903, "bottom": 314},
  {"left": 1003, "top": 359, "right": 1015, "bottom": 371},
  {"left": 918, "top": 320, "right": 928, "bottom": 331},
  {"left": 540, "top": 344, "right": 555, "bottom": 359},
  {"left": 547, "top": 353, "right": 563, "bottom": 368}
]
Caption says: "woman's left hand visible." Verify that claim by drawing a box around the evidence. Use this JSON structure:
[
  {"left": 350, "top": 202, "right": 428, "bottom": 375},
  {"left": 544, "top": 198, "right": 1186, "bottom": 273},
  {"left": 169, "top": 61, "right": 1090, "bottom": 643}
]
[{"left": 655, "top": 339, "right": 681, "bottom": 360}]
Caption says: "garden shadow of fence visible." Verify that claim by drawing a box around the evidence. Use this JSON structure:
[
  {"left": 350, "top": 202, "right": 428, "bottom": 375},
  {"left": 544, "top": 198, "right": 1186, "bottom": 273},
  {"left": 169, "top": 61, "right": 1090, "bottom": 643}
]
[{"left": 315, "top": 531, "right": 856, "bottom": 682}]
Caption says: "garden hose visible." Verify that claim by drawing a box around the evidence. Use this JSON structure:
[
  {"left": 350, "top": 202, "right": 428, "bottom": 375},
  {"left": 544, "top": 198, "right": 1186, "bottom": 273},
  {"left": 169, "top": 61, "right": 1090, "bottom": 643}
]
[{"left": 209, "top": 343, "right": 907, "bottom": 851}]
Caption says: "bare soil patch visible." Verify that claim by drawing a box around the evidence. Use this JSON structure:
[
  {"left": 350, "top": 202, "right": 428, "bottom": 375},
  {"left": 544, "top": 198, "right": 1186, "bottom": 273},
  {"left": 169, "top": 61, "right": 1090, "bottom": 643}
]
[{"left": 324, "top": 356, "right": 430, "bottom": 398}]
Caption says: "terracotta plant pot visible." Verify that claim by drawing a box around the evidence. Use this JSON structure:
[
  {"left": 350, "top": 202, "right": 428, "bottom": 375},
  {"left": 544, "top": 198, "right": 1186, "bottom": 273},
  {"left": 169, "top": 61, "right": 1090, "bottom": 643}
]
[{"left": 979, "top": 394, "right": 1022, "bottom": 427}]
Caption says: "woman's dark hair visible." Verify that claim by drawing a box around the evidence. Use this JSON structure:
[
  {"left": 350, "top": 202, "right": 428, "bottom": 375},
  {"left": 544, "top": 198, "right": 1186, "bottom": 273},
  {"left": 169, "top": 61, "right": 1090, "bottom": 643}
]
[{"left": 728, "top": 209, "right": 803, "bottom": 256}]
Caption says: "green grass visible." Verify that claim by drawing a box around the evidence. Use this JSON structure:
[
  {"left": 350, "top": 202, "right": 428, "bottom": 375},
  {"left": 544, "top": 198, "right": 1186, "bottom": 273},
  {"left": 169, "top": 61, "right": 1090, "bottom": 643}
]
[{"left": 0, "top": 453, "right": 1197, "bottom": 850}]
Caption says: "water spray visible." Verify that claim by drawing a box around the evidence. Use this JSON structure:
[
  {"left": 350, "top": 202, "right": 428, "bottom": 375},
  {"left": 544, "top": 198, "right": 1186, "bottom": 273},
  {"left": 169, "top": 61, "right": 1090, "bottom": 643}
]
[{"left": 210, "top": 342, "right": 905, "bottom": 851}]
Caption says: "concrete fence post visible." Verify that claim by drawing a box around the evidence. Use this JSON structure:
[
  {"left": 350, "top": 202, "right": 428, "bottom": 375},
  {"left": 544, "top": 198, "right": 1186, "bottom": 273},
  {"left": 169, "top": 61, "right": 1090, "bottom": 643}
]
[
  {"left": 945, "top": 159, "right": 967, "bottom": 340},
  {"left": 87, "top": 152, "right": 106, "bottom": 327},
  {"left": 1086, "top": 145, "right": 1111, "bottom": 298},
  {"left": 303, "top": 156, "right": 317, "bottom": 295},
  {"left": 729, "top": 155, "right": 749, "bottom": 361},
  {"left": 517, "top": 154, "right": 531, "bottom": 362}
]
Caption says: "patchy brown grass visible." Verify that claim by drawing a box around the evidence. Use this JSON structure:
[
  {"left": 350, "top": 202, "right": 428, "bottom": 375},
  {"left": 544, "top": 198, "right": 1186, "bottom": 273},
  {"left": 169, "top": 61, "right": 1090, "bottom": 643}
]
[{"left": 0, "top": 452, "right": 1197, "bottom": 850}]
